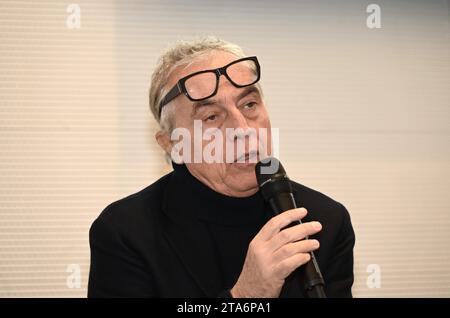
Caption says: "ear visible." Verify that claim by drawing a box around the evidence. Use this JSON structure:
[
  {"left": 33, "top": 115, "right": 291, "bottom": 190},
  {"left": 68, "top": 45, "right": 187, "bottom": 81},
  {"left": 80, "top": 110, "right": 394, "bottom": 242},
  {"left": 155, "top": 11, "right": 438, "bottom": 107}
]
[{"left": 155, "top": 130, "right": 173, "bottom": 157}]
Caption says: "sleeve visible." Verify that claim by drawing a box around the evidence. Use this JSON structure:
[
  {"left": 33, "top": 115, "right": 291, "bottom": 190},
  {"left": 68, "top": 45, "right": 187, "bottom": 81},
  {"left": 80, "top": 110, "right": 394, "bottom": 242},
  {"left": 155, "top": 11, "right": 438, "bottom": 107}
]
[
  {"left": 87, "top": 215, "right": 156, "bottom": 297},
  {"left": 323, "top": 203, "right": 356, "bottom": 298}
]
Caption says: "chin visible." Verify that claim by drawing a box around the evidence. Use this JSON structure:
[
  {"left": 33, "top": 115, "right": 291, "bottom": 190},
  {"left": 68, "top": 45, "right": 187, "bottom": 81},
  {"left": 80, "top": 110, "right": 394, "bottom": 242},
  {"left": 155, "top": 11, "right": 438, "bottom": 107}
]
[{"left": 227, "top": 169, "right": 258, "bottom": 195}]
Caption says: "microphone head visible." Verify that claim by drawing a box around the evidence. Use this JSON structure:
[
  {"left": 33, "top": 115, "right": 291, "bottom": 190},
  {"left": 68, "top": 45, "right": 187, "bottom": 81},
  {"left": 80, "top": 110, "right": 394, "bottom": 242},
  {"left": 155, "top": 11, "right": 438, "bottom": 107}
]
[{"left": 255, "top": 157, "right": 293, "bottom": 201}]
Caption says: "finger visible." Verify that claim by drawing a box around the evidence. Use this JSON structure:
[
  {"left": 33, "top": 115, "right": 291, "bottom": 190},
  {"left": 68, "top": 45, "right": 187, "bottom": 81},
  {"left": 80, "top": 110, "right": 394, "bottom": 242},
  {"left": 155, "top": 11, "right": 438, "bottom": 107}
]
[
  {"left": 257, "top": 208, "right": 308, "bottom": 241},
  {"left": 272, "top": 239, "right": 319, "bottom": 264},
  {"left": 268, "top": 221, "right": 322, "bottom": 251},
  {"left": 273, "top": 252, "right": 311, "bottom": 279}
]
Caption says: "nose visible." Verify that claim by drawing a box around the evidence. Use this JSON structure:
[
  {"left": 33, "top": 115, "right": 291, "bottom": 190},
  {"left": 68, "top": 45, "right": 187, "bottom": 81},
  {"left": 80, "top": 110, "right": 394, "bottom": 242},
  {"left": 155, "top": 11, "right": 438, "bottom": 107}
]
[
  {"left": 225, "top": 106, "right": 251, "bottom": 142},
  {"left": 216, "top": 78, "right": 253, "bottom": 141}
]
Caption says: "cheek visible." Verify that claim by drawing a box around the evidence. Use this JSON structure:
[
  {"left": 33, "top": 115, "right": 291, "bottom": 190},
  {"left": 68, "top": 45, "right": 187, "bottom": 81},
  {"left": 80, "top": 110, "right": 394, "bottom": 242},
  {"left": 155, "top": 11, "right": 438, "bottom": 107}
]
[
  {"left": 249, "top": 106, "right": 270, "bottom": 130},
  {"left": 253, "top": 116, "right": 272, "bottom": 155},
  {"left": 188, "top": 162, "right": 226, "bottom": 181},
  {"left": 259, "top": 109, "right": 271, "bottom": 128}
]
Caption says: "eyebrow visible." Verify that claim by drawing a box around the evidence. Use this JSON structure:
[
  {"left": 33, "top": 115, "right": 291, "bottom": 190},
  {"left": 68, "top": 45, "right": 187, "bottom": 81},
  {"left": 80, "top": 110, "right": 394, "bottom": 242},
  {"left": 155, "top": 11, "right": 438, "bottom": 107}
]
[
  {"left": 191, "top": 98, "right": 219, "bottom": 117},
  {"left": 236, "top": 85, "right": 260, "bottom": 103},
  {"left": 190, "top": 85, "right": 261, "bottom": 117}
]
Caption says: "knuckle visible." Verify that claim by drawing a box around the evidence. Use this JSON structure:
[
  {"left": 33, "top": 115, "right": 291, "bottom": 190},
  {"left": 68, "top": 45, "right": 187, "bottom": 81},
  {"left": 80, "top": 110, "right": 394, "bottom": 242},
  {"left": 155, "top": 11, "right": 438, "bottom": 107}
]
[
  {"left": 267, "top": 218, "right": 280, "bottom": 232},
  {"left": 276, "top": 260, "right": 289, "bottom": 273},
  {"left": 280, "top": 244, "right": 292, "bottom": 257},
  {"left": 304, "top": 240, "right": 313, "bottom": 250},
  {"left": 273, "top": 218, "right": 284, "bottom": 230},
  {"left": 280, "top": 230, "right": 292, "bottom": 242},
  {"left": 295, "top": 240, "right": 308, "bottom": 253},
  {"left": 294, "top": 226, "right": 306, "bottom": 240},
  {"left": 289, "top": 208, "right": 302, "bottom": 221},
  {"left": 249, "top": 239, "right": 259, "bottom": 251},
  {"left": 288, "top": 209, "right": 298, "bottom": 219}
]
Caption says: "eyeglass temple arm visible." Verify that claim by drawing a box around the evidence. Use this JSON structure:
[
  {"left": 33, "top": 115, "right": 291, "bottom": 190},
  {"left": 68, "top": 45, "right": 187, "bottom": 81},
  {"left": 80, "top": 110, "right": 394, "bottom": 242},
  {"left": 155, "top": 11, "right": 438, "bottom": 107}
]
[{"left": 159, "top": 82, "right": 183, "bottom": 114}]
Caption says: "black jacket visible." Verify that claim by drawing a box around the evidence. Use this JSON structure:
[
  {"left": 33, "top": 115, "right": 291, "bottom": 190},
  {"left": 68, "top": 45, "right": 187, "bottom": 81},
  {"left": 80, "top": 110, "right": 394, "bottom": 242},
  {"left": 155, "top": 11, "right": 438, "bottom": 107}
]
[{"left": 88, "top": 164, "right": 355, "bottom": 298}]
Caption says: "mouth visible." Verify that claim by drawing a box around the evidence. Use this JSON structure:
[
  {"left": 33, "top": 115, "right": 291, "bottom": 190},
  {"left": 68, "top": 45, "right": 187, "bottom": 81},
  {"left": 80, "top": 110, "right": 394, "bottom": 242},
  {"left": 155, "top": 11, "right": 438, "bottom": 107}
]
[{"left": 233, "top": 150, "right": 259, "bottom": 164}]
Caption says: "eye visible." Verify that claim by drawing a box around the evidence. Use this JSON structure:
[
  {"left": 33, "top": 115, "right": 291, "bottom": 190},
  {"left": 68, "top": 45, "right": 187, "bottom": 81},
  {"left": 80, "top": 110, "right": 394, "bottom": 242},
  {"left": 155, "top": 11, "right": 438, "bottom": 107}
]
[
  {"left": 204, "top": 114, "right": 217, "bottom": 122},
  {"left": 243, "top": 102, "right": 257, "bottom": 110}
]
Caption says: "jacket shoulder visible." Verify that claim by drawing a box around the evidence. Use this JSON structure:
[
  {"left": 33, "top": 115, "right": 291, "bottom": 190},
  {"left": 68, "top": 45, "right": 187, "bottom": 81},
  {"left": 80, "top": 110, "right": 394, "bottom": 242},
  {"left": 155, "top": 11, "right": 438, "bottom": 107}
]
[
  {"left": 290, "top": 181, "right": 351, "bottom": 228},
  {"left": 91, "top": 172, "right": 172, "bottom": 232}
]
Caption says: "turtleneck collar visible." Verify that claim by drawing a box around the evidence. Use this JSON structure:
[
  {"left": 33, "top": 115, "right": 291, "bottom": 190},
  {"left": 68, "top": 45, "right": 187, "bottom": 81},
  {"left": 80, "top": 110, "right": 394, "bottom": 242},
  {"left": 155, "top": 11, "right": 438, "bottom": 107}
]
[{"left": 165, "top": 162, "right": 272, "bottom": 226}]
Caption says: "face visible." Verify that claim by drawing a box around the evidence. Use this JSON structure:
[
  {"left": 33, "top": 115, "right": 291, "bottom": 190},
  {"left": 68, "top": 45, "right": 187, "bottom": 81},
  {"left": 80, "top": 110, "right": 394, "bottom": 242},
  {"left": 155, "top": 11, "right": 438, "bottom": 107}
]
[{"left": 156, "top": 51, "right": 272, "bottom": 197}]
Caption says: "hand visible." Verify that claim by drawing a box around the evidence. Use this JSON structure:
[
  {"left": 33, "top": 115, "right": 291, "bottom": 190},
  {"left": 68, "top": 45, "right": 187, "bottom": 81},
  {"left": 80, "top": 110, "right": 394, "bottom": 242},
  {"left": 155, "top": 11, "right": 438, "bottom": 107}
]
[{"left": 230, "top": 208, "right": 321, "bottom": 298}]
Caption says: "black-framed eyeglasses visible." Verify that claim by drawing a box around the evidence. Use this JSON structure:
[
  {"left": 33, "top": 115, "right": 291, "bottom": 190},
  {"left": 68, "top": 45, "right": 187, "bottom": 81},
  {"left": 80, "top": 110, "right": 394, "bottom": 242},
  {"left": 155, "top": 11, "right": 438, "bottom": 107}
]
[{"left": 159, "top": 56, "right": 260, "bottom": 117}]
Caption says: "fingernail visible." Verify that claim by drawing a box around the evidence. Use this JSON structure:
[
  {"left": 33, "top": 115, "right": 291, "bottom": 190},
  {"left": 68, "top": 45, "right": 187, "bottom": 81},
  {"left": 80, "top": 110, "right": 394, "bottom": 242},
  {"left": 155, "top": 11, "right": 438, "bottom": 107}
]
[
  {"left": 298, "top": 207, "right": 307, "bottom": 214},
  {"left": 313, "top": 222, "right": 322, "bottom": 230}
]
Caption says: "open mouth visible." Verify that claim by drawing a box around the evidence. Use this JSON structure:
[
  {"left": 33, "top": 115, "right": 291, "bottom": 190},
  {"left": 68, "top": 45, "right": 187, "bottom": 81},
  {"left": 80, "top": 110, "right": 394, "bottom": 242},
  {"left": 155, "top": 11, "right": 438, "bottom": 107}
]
[{"left": 234, "top": 150, "right": 259, "bottom": 164}]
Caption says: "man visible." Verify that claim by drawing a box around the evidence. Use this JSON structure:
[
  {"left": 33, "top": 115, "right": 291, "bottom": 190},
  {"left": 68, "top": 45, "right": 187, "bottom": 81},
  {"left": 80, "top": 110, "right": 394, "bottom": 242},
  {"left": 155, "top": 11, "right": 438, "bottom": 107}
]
[{"left": 88, "top": 37, "right": 355, "bottom": 298}]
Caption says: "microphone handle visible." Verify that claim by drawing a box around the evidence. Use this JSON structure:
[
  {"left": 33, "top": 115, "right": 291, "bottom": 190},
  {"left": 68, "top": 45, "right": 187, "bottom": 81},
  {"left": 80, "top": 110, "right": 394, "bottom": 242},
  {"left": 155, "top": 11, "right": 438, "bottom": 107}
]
[{"left": 268, "top": 192, "right": 327, "bottom": 298}]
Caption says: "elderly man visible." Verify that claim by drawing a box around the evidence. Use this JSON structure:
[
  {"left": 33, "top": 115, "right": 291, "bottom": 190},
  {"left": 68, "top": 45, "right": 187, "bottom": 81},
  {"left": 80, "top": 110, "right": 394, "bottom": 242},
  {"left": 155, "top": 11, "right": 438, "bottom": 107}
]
[{"left": 87, "top": 37, "right": 355, "bottom": 298}]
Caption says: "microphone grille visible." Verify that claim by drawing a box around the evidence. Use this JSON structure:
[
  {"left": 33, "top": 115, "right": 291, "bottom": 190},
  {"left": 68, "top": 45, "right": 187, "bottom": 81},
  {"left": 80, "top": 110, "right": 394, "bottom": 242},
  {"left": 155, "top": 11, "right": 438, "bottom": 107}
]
[{"left": 255, "top": 157, "right": 292, "bottom": 201}]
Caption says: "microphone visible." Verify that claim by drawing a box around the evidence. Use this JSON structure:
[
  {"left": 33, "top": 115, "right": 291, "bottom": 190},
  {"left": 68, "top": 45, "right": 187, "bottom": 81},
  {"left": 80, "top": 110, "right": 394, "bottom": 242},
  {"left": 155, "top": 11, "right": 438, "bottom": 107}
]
[{"left": 255, "top": 157, "right": 326, "bottom": 298}]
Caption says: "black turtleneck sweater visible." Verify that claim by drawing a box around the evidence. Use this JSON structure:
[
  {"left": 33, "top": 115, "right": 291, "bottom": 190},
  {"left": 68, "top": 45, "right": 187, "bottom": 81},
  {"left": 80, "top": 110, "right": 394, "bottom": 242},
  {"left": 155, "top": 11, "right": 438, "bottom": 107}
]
[
  {"left": 88, "top": 162, "right": 355, "bottom": 297},
  {"left": 171, "top": 163, "right": 274, "bottom": 290}
]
